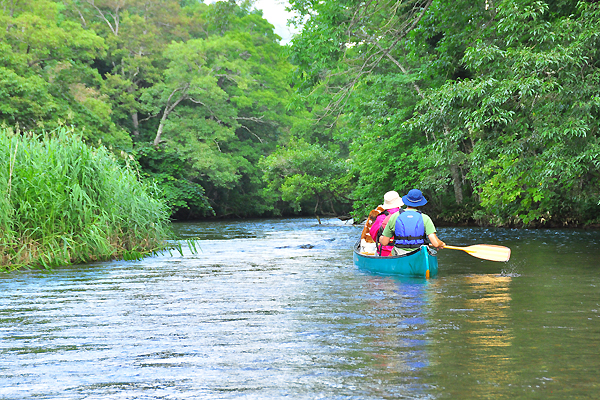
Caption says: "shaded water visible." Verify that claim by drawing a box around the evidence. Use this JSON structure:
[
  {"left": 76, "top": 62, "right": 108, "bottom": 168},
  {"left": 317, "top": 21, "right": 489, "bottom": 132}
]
[{"left": 1, "top": 218, "right": 600, "bottom": 399}]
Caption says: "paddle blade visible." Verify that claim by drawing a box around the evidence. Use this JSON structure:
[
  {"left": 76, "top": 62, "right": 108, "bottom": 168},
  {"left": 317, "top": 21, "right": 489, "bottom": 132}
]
[{"left": 445, "top": 244, "right": 511, "bottom": 262}]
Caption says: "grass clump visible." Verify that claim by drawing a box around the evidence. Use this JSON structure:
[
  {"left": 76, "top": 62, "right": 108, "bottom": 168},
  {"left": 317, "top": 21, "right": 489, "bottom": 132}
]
[{"left": 0, "top": 127, "right": 173, "bottom": 271}]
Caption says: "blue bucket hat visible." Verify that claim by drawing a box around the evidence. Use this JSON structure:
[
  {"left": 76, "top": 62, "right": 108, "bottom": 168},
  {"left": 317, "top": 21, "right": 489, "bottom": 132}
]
[{"left": 402, "top": 189, "right": 427, "bottom": 207}]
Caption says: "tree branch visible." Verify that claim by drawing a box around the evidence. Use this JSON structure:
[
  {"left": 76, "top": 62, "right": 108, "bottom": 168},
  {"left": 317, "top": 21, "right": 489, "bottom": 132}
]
[
  {"left": 239, "top": 125, "right": 264, "bottom": 143},
  {"left": 84, "top": 0, "right": 119, "bottom": 35},
  {"left": 153, "top": 84, "right": 189, "bottom": 146},
  {"left": 313, "top": 0, "right": 434, "bottom": 125}
]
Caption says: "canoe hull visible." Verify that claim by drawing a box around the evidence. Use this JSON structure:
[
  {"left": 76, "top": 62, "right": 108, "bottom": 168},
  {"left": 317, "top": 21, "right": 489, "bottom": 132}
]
[{"left": 353, "top": 240, "right": 438, "bottom": 278}]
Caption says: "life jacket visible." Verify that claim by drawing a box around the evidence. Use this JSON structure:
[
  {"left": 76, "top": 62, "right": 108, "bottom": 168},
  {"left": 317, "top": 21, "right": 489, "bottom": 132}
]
[
  {"left": 394, "top": 210, "right": 427, "bottom": 249},
  {"left": 370, "top": 207, "right": 400, "bottom": 256},
  {"left": 368, "top": 210, "right": 386, "bottom": 241},
  {"left": 369, "top": 208, "right": 400, "bottom": 243}
]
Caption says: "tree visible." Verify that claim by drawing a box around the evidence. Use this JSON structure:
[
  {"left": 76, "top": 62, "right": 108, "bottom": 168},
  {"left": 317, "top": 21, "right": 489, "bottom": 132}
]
[
  {"left": 411, "top": 0, "right": 600, "bottom": 225},
  {"left": 0, "top": 0, "right": 130, "bottom": 147},
  {"left": 65, "top": 0, "right": 186, "bottom": 136},
  {"left": 288, "top": 0, "right": 600, "bottom": 227},
  {"left": 135, "top": 1, "right": 299, "bottom": 217},
  {"left": 287, "top": 0, "right": 433, "bottom": 120},
  {"left": 261, "top": 139, "right": 353, "bottom": 219}
]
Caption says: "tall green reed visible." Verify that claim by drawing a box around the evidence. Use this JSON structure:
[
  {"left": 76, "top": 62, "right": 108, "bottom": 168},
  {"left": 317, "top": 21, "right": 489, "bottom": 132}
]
[{"left": 1, "top": 127, "right": 173, "bottom": 271}]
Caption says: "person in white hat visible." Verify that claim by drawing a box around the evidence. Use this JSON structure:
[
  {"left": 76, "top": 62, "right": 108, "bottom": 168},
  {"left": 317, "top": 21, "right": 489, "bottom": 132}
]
[{"left": 368, "top": 191, "right": 403, "bottom": 256}]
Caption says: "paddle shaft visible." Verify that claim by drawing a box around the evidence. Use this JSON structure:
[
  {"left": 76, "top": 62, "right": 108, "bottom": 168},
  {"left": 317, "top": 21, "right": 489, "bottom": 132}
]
[{"left": 444, "top": 245, "right": 474, "bottom": 252}]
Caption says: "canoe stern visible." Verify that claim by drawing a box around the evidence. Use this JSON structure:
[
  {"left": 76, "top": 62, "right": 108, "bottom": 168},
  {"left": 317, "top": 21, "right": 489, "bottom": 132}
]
[{"left": 353, "top": 241, "right": 438, "bottom": 278}]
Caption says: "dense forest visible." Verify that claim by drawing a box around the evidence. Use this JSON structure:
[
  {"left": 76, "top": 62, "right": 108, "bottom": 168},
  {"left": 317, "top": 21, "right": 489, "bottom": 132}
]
[
  {"left": 1, "top": 0, "right": 312, "bottom": 219},
  {"left": 2, "top": 0, "right": 600, "bottom": 227}
]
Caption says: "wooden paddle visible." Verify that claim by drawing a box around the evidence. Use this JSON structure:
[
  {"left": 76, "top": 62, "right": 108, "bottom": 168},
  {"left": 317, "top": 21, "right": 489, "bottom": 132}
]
[{"left": 444, "top": 244, "right": 511, "bottom": 262}]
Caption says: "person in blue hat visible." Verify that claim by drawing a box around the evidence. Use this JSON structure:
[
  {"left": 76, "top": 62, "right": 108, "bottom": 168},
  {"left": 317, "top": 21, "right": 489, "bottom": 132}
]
[{"left": 378, "top": 189, "right": 446, "bottom": 255}]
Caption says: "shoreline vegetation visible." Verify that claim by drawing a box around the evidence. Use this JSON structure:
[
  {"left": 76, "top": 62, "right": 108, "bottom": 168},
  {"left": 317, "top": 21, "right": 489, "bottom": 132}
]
[
  {"left": 0, "top": 128, "right": 175, "bottom": 272},
  {"left": 2, "top": 0, "right": 600, "bottom": 233}
]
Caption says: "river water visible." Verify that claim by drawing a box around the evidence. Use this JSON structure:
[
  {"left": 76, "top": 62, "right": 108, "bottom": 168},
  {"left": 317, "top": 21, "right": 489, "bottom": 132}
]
[{"left": 1, "top": 218, "right": 599, "bottom": 399}]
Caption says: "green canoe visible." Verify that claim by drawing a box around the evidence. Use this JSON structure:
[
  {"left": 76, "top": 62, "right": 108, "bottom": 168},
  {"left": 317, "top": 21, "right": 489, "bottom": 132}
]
[{"left": 353, "top": 240, "right": 438, "bottom": 278}]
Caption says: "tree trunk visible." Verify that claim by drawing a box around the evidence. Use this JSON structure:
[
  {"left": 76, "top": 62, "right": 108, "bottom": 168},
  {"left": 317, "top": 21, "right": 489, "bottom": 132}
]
[
  {"left": 329, "top": 198, "right": 337, "bottom": 216},
  {"left": 153, "top": 86, "right": 187, "bottom": 146},
  {"left": 131, "top": 112, "right": 139, "bottom": 136},
  {"left": 314, "top": 196, "right": 321, "bottom": 224},
  {"left": 153, "top": 112, "right": 168, "bottom": 146},
  {"left": 450, "top": 164, "right": 463, "bottom": 205}
]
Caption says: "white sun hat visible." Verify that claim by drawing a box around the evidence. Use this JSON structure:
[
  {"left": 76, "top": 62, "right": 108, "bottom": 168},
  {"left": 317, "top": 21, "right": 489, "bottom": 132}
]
[{"left": 382, "top": 191, "right": 404, "bottom": 209}]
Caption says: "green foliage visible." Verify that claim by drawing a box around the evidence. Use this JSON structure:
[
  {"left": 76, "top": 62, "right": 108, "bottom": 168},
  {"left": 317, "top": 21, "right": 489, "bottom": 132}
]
[
  {"left": 135, "top": 4, "right": 299, "bottom": 217},
  {"left": 7, "top": 0, "right": 599, "bottom": 227},
  {"left": 409, "top": 0, "right": 600, "bottom": 226},
  {"left": 0, "top": 127, "right": 172, "bottom": 271},
  {"left": 340, "top": 74, "right": 425, "bottom": 217},
  {"left": 134, "top": 144, "right": 214, "bottom": 218},
  {"left": 288, "top": 0, "right": 600, "bottom": 227},
  {"left": 261, "top": 139, "right": 353, "bottom": 215},
  {"left": 1, "top": 0, "right": 306, "bottom": 219},
  {"left": 0, "top": 0, "right": 130, "bottom": 148}
]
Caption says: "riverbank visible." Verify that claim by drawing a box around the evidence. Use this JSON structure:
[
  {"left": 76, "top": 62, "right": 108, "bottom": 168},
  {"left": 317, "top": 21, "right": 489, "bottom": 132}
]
[{"left": 0, "top": 128, "right": 172, "bottom": 272}]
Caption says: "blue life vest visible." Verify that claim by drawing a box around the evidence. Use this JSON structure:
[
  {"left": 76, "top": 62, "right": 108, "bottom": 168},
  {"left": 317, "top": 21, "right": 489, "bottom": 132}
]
[{"left": 394, "top": 210, "right": 427, "bottom": 249}]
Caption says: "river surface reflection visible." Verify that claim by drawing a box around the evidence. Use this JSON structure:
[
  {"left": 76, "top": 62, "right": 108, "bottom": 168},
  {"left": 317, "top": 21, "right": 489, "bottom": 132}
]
[{"left": 1, "top": 218, "right": 600, "bottom": 399}]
